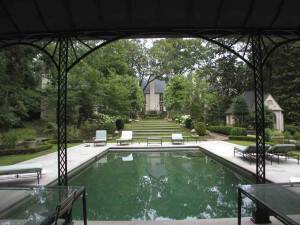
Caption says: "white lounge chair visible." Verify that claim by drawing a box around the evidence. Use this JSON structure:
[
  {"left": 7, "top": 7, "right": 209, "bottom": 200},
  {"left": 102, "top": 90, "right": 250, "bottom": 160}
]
[
  {"left": 117, "top": 131, "right": 133, "bottom": 145},
  {"left": 93, "top": 130, "right": 107, "bottom": 146},
  {"left": 0, "top": 163, "right": 42, "bottom": 184},
  {"left": 172, "top": 133, "right": 184, "bottom": 144}
]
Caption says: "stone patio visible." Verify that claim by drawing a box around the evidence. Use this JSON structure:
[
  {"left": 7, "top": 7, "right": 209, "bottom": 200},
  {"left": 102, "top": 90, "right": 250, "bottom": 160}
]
[{"left": 1, "top": 140, "right": 298, "bottom": 224}]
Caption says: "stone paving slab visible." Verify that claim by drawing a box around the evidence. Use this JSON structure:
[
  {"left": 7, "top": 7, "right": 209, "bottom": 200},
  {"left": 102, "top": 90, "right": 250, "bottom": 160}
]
[
  {"left": 74, "top": 217, "right": 283, "bottom": 225},
  {"left": 199, "top": 141, "right": 300, "bottom": 183}
]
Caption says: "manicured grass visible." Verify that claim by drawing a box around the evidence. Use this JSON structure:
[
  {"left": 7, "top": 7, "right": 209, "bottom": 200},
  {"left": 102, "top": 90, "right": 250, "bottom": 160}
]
[
  {"left": 0, "top": 143, "right": 79, "bottom": 166},
  {"left": 227, "top": 140, "right": 254, "bottom": 146}
]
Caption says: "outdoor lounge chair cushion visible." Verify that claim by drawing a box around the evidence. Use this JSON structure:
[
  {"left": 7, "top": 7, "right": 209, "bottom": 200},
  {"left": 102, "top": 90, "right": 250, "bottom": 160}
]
[
  {"left": 267, "top": 144, "right": 296, "bottom": 154},
  {"left": 95, "top": 130, "right": 107, "bottom": 141},
  {"left": 172, "top": 133, "right": 183, "bottom": 140},
  {"left": 119, "top": 131, "right": 132, "bottom": 140},
  {"left": 235, "top": 144, "right": 271, "bottom": 154}
]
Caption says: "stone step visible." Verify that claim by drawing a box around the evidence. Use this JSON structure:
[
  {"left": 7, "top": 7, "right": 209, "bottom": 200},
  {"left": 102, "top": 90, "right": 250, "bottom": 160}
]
[
  {"left": 133, "top": 132, "right": 179, "bottom": 136},
  {"left": 133, "top": 130, "right": 179, "bottom": 133},
  {"left": 131, "top": 126, "right": 178, "bottom": 129}
]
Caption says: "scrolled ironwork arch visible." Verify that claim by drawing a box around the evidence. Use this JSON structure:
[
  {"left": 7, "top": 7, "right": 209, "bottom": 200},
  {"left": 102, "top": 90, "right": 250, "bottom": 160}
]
[{"left": 0, "top": 41, "right": 59, "bottom": 70}]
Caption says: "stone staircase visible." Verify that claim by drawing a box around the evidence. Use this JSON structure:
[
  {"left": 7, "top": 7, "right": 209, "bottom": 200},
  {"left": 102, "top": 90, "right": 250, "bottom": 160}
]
[{"left": 127, "top": 119, "right": 182, "bottom": 140}]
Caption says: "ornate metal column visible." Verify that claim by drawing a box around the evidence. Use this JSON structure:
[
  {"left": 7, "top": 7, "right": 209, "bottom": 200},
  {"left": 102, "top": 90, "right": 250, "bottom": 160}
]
[
  {"left": 251, "top": 34, "right": 266, "bottom": 185},
  {"left": 251, "top": 34, "right": 270, "bottom": 224},
  {"left": 57, "top": 37, "right": 69, "bottom": 186}
]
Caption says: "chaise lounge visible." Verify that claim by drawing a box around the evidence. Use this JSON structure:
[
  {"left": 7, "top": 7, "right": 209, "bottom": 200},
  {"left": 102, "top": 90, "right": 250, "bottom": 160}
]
[
  {"left": 234, "top": 144, "right": 257, "bottom": 161},
  {"left": 234, "top": 144, "right": 271, "bottom": 163},
  {"left": 117, "top": 131, "right": 133, "bottom": 145},
  {"left": 267, "top": 144, "right": 297, "bottom": 164},
  {"left": 171, "top": 133, "right": 184, "bottom": 145},
  {"left": 0, "top": 163, "right": 42, "bottom": 184},
  {"left": 93, "top": 130, "right": 107, "bottom": 146}
]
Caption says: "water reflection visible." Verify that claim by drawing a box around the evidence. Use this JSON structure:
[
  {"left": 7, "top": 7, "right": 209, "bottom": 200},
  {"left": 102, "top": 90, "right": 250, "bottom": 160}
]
[{"left": 71, "top": 151, "right": 252, "bottom": 220}]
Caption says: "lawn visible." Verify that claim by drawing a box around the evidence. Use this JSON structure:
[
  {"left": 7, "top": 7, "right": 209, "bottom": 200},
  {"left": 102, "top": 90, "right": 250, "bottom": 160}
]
[{"left": 0, "top": 143, "right": 79, "bottom": 166}]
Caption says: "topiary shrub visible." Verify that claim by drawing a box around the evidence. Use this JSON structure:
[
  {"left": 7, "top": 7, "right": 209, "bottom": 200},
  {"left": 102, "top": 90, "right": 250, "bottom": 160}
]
[
  {"left": 230, "top": 127, "right": 247, "bottom": 136},
  {"left": 208, "top": 125, "right": 233, "bottom": 135},
  {"left": 228, "top": 136, "right": 256, "bottom": 141},
  {"left": 294, "top": 132, "right": 300, "bottom": 141},
  {"left": 0, "top": 131, "right": 18, "bottom": 149},
  {"left": 194, "top": 122, "right": 206, "bottom": 136},
  {"left": 115, "top": 119, "right": 124, "bottom": 131},
  {"left": 265, "top": 128, "right": 272, "bottom": 142},
  {"left": 101, "top": 121, "right": 115, "bottom": 134},
  {"left": 184, "top": 118, "right": 193, "bottom": 129}
]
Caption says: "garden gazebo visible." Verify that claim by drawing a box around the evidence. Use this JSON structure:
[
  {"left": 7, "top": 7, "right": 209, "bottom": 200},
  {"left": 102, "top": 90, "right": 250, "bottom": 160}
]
[{"left": 0, "top": 0, "right": 300, "bottom": 188}]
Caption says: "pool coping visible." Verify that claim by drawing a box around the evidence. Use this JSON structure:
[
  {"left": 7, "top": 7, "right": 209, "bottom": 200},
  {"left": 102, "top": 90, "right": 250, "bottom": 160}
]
[{"left": 0, "top": 143, "right": 267, "bottom": 220}]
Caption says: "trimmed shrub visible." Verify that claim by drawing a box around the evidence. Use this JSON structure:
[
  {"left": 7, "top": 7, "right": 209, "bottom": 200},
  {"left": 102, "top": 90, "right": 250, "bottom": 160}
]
[
  {"left": 68, "top": 127, "right": 81, "bottom": 141},
  {"left": 208, "top": 126, "right": 233, "bottom": 135},
  {"left": 0, "top": 131, "right": 18, "bottom": 149},
  {"left": 285, "top": 125, "right": 300, "bottom": 135},
  {"left": 0, "top": 144, "right": 52, "bottom": 156},
  {"left": 116, "top": 119, "right": 124, "bottom": 131},
  {"left": 293, "top": 132, "right": 300, "bottom": 141},
  {"left": 184, "top": 118, "right": 193, "bottom": 129},
  {"left": 194, "top": 122, "right": 206, "bottom": 136},
  {"left": 101, "top": 121, "right": 115, "bottom": 134},
  {"left": 230, "top": 127, "right": 247, "bottom": 136},
  {"left": 228, "top": 136, "right": 256, "bottom": 142},
  {"left": 265, "top": 128, "right": 272, "bottom": 142}
]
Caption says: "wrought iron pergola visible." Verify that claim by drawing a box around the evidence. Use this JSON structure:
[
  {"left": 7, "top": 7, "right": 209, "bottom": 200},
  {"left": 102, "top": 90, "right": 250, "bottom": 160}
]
[{"left": 0, "top": 0, "right": 300, "bottom": 188}]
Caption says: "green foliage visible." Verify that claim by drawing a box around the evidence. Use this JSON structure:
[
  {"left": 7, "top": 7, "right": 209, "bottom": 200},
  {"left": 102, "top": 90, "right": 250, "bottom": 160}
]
[
  {"left": 285, "top": 125, "right": 300, "bottom": 135},
  {"left": 68, "top": 127, "right": 81, "bottom": 142},
  {"left": 100, "top": 122, "right": 115, "bottom": 135},
  {"left": 264, "top": 107, "right": 275, "bottom": 129},
  {"left": 228, "top": 136, "right": 256, "bottom": 142},
  {"left": 230, "top": 127, "right": 247, "bottom": 136},
  {"left": 0, "top": 131, "right": 18, "bottom": 149},
  {"left": 115, "top": 119, "right": 124, "bottom": 131},
  {"left": 232, "top": 96, "right": 250, "bottom": 128},
  {"left": 0, "top": 144, "right": 52, "bottom": 156},
  {"left": 265, "top": 128, "right": 272, "bottom": 142},
  {"left": 208, "top": 126, "right": 233, "bottom": 135},
  {"left": 294, "top": 132, "right": 300, "bottom": 141},
  {"left": 269, "top": 42, "right": 300, "bottom": 125},
  {"left": 184, "top": 118, "right": 193, "bottom": 129},
  {"left": 284, "top": 131, "right": 293, "bottom": 140},
  {"left": 193, "top": 122, "right": 206, "bottom": 136},
  {"left": 164, "top": 75, "right": 190, "bottom": 113}
]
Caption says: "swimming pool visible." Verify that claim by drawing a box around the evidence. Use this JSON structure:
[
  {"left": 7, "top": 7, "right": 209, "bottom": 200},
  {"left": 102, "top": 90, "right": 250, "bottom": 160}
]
[{"left": 70, "top": 150, "right": 253, "bottom": 220}]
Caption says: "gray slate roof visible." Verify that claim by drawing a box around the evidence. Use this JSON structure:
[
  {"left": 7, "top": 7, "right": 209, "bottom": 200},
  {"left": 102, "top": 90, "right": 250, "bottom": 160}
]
[
  {"left": 143, "top": 79, "right": 166, "bottom": 94},
  {"left": 226, "top": 91, "right": 269, "bottom": 114}
]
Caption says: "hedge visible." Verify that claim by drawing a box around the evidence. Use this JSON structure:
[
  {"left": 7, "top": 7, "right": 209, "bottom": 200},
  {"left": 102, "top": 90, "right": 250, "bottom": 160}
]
[
  {"left": 209, "top": 125, "right": 246, "bottom": 136},
  {"left": 228, "top": 136, "right": 256, "bottom": 142},
  {"left": 0, "top": 144, "right": 53, "bottom": 156}
]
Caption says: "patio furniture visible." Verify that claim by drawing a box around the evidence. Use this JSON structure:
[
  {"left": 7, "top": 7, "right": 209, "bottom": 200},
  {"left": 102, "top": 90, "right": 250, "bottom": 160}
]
[
  {"left": 184, "top": 136, "right": 200, "bottom": 143},
  {"left": 93, "top": 130, "right": 107, "bottom": 146},
  {"left": 147, "top": 137, "right": 162, "bottom": 146},
  {"left": 267, "top": 144, "right": 297, "bottom": 164},
  {"left": 234, "top": 144, "right": 257, "bottom": 161},
  {"left": 234, "top": 144, "right": 270, "bottom": 163},
  {"left": 116, "top": 131, "right": 133, "bottom": 145},
  {"left": 0, "top": 186, "right": 87, "bottom": 225},
  {"left": 238, "top": 183, "right": 300, "bottom": 225},
  {"left": 0, "top": 163, "right": 42, "bottom": 184},
  {"left": 172, "top": 133, "right": 184, "bottom": 144},
  {"left": 54, "top": 190, "right": 78, "bottom": 225}
]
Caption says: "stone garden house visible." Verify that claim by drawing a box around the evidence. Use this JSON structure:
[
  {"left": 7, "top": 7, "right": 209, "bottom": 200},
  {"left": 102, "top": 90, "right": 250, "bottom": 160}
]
[{"left": 226, "top": 91, "right": 284, "bottom": 131}]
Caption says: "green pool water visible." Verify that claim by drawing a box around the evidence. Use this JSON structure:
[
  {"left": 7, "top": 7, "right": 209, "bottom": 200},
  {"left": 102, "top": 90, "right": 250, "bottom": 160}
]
[{"left": 71, "top": 150, "right": 252, "bottom": 220}]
